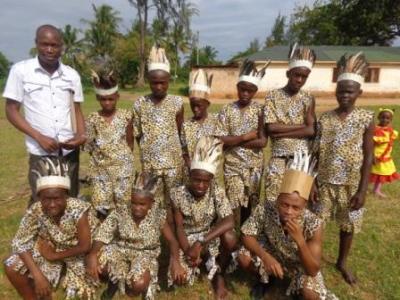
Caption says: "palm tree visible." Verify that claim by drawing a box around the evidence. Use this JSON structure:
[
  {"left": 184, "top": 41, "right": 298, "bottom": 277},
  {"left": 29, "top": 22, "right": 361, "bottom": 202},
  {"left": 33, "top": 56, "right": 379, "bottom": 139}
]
[
  {"left": 166, "top": 0, "right": 198, "bottom": 80},
  {"left": 61, "top": 25, "right": 84, "bottom": 68},
  {"left": 202, "top": 46, "right": 219, "bottom": 64},
  {"left": 128, "top": 0, "right": 151, "bottom": 87},
  {"left": 82, "top": 4, "right": 122, "bottom": 57}
]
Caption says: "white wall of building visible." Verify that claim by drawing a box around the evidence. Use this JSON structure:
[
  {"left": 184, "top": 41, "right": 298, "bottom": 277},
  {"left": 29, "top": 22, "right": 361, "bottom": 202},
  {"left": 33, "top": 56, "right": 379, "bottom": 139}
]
[
  {"left": 258, "top": 64, "right": 400, "bottom": 94},
  {"left": 192, "top": 63, "right": 400, "bottom": 98}
]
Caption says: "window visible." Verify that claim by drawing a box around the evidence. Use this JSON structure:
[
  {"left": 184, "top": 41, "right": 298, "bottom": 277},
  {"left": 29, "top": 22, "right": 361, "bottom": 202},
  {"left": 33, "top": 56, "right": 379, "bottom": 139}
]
[
  {"left": 365, "top": 68, "right": 380, "bottom": 83},
  {"left": 332, "top": 68, "right": 339, "bottom": 82},
  {"left": 332, "top": 67, "right": 380, "bottom": 83}
]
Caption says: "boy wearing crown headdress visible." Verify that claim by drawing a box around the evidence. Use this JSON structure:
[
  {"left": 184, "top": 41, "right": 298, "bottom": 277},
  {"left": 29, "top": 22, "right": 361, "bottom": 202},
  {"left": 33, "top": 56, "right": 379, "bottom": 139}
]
[
  {"left": 238, "top": 151, "right": 337, "bottom": 300},
  {"left": 86, "top": 173, "right": 185, "bottom": 300},
  {"left": 181, "top": 69, "right": 218, "bottom": 169},
  {"left": 215, "top": 59, "right": 268, "bottom": 226},
  {"left": 312, "top": 52, "right": 374, "bottom": 285},
  {"left": 264, "top": 44, "right": 317, "bottom": 202},
  {"left": 171, "top": 136, "right": 237, "bottom": 299},
  {"left": 132, "top": 45, "right": 184, "bottom": 227},
  {"left": 84, "top": 56, "right": 134, "bottom": 218},
  {"left": 4, "top": 157, "right": 99, "bottom": 299}
]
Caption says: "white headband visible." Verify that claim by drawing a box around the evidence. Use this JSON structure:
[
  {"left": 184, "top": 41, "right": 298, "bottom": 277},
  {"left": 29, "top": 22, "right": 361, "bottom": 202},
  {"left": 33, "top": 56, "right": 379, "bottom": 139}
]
[
  {"left": 288, "top": 59, "right": 313, "bottom": 71},
  {"left": 37, "top": 176, "right": 70, "bottom": 194},
  {"left": 148, "top": 63, "right": 170, "bottom": 73},
  {"left": 191, "top": 161, "right": 217, "bottom": 176},
  {"left": 94, "top": 85, "right": 118, "bottom": 96},
  {"left": 190, "top": 83, "right": 211, "bottom": 94},
  {"left": 238, "top": 75, "right": 260, "bottom": 88},
  {"left": 337, "top": 73, "right": 364, "bottom": 85}
]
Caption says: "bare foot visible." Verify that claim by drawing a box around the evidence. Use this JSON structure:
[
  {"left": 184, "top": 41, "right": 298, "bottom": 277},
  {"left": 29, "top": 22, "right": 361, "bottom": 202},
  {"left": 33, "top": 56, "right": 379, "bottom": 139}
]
[
  {"left": 212, "top": 274, "right": 229, "bottom": 300},
  {"left": 375, "top": 191, "right": 387, "bottom": 198},
  {"left": 336, "top": 263, "right": 357, "bottom": 285}
]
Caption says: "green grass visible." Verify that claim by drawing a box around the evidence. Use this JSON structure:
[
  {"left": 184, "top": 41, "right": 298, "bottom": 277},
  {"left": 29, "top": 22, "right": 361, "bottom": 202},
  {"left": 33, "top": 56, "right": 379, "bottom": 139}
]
[{"left": 0, "top": 89, "right": 400, "bottom": 299}]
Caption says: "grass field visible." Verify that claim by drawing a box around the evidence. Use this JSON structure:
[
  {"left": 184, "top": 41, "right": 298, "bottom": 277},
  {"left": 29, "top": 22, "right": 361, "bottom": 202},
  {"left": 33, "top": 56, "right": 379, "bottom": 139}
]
[{"left": 0, "top": 89, "right": 399, "bottom": 299}]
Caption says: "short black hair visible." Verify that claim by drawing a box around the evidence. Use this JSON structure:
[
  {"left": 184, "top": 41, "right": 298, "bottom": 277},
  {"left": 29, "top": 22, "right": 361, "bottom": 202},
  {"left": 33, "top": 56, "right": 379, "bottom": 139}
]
[{"left": 36, "top": 24, "right": 62, "bottom": 41}]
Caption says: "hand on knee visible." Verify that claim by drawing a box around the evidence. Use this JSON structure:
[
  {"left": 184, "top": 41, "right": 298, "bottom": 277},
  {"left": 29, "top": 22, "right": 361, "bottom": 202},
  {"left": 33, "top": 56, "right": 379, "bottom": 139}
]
[
  {"left": 237, "top": 254, "right": 253, "bottom": 272},
  {"left": 130, "top": 272, "right": 151, "bottom": 295},
  {"left": 221, "top": 231, "right": 238, "bottom": 252},
  {"left": 301, "top": 288, "right": 319, "bottom": 300}
]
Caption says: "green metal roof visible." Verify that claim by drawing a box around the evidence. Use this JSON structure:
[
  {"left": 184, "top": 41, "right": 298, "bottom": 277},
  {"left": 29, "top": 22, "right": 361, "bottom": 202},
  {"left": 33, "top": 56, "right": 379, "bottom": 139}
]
[{"left": 245, "top": 46, "right": 400, "bottom": 63}]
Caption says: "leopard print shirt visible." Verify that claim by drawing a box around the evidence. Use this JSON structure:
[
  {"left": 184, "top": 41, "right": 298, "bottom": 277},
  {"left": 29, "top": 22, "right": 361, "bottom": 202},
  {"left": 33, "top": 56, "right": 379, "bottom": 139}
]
[
  {"left": 171, "top": 184, "right": 232, "bottom": 235},
  {"left": 241, "top": 201, "right": 321, "bottom": 274},
  {"left": 94, "top": 206, "right": 167, "bottom": 250},
  {"left": 11, "top": 198, "right": 98, "bottom": 254},
  {"left": 215, "top": 101, "right": 264, "bottom": 169},
  {"left": 264, "top": 88, "right": 313, "bottom": 157},
  {"left": 133, "top": 94, "right": 184, "bottom": 170},
  {"left": 314, "top": 108, "right": 374, "bottom": 186},
  {"left": 181, "top": 113, "right": 218, "bottom": 159},
  {"left": 84, "top": 109, "right": 134, "bottom": 177}
]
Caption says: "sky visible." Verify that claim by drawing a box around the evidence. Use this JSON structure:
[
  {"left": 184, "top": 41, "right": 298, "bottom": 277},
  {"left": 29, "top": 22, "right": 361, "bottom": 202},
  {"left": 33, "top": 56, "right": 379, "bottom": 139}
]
[
  {"left": 0, "top": 0, "right": 317, "bottom": 63},
  {"left": 1, "top": 0, "right": 398, "bottom": 64}
]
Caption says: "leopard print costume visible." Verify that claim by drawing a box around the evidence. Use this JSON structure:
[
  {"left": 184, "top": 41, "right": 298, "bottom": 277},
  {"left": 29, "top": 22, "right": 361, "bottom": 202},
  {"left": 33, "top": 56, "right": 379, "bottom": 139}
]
[
  {"left": 133, "top": 95, "right": 184, "bottom": 208},
  {"left": 312, "top": 107, "right": 373, "bottom": 233},
  {"left": 84, "top": 109, "right": 134, "bottom": 212},
  {"left": 5, "top": 198, "right": 99, "bottom": 300},
  {"left": 181, "top": 113, "right": 218, "bottom": 160},
  {"left": 264, "top": 88, "right": 314, "bottom": 202},
  {"left": 94, "top": 206, "right": 167, "bottom": 299},
  {"left": 170, "top": 184, "right": 232, "bottom": 284},
  {"left": 239, "top": 201, "right": 337, "bottom": 300},
  {"left": 215, "top": 101, "right": 264, "bottom": 209},
  {"left": 313, "top": 107, "right": 374, "bottom": 186}
]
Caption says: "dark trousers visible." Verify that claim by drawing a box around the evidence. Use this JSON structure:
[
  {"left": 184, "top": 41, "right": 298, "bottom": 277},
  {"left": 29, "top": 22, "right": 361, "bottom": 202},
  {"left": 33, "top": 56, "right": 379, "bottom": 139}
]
[{"left": 28, "top": 149, "right": 80, "bottom": 206}]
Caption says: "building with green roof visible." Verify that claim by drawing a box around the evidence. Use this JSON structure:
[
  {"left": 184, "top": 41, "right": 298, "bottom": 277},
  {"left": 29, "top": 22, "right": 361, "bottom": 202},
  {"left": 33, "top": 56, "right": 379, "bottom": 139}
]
[{"left": 191, "top": 46, "right": 400, "bottom": 98}]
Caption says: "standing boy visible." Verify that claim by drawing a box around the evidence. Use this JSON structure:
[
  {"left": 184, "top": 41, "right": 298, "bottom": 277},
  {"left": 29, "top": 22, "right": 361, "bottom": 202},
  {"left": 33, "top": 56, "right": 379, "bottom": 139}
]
[
  {"left": 215, "top": 60, "right": 268, "bottom": 226},
  {"left": 264, "top": 45, "right": 316, "bottom": 202},
  {"left": 133, "top": 46, "right": 184, "bottom": 226},
  {"left": 312, "top": 52, "right": 373, "bottom": 285}
]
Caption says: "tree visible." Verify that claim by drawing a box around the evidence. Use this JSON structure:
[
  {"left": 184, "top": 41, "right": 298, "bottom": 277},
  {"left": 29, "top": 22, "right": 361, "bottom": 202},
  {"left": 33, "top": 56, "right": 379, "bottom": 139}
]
[
  {"left": 0, "top": 51, "right": 10, "bottom": 79},
  {"left": 128, "top": 0, "right": 198, "bottom": 85},
  {"left": 83, "top": 4, "right": 122, "bottom": 57},
  {"left": 128, "top": 0, "right": 151, "bottom": 87},
  {"left": 265, "top": 13, "right": 287, "bottom": 47},
  {"left": 113, "top": 31, "right": 141, "bottom": 88},
  {"left": 168, "top": 1, "right": 198, "bottom": 79},
  {"left": 187, "top": 45, "right": 220, "bottom": 66},
  {"left": 338, "top": 0, "right": 400, "bottom": 45},
  {"left": 228, "top": 38, "right": 262, "bottom": 63},
  {"left": 288, "top": 0, "right": 342, "bottom": 45},
  {"left": 288, "top": 0, "right": 400, "bottom": 46},
  {"left": 61, "top": 25, "right": 84, "bottom": 69}
]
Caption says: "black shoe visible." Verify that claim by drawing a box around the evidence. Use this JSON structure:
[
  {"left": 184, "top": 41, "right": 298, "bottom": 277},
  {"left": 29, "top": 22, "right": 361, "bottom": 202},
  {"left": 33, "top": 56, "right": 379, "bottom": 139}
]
[
  {"left": 250, "top": 282, "right": 269, "bottom": 300},
  {"left": 100, "top": 282, "right": 118, "bottom": 300}
]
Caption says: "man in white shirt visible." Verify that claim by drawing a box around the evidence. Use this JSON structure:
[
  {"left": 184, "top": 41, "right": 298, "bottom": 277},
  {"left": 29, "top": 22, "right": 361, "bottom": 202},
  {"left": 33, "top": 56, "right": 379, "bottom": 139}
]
[{"left": 3, "top": 24, "right": 86, "bottom": 204}]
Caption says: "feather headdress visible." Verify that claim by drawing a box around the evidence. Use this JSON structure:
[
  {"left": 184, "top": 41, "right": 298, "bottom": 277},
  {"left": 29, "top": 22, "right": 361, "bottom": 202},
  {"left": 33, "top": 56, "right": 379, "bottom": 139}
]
[
  {"left": 32, "top": 157, "right": 70, "bottom": 194},
  {"left": 132, "top": 172, "right": 160, "bottom": 198},
  {"left": 280, "top": 150, "right": 317, "bottom": 200},
  {"left": 189, "top": 69, "right": 213, "bottom": 101},
  {"left": 191, "top": 136, "right": 223, "bottom": 176},
  {"left": 288, "top": 43, "right": 316, "bottom": 71},
  {"left": 148, "top": 45, "right": 170, "bottom": 73},
  {"left": 238, "top": 59, "right": 270, "bottom": 88},
  {"left": 337, "top": 52, "right": 369, "bottom": 85},
  {"left": 90, "top": 56, "right": 118, "bottom": 96}
]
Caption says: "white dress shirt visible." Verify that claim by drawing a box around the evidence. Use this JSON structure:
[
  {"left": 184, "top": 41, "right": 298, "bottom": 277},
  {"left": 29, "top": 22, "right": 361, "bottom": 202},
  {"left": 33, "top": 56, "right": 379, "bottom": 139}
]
[{"left": 3, "top": 57, "right": 84, "bottom": 156}]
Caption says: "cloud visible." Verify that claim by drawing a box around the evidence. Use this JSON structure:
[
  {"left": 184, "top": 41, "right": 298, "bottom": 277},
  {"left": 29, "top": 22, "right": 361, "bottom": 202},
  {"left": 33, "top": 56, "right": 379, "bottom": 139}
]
[{"left": 1, "top": 0, "right": 397, "bottom": 64}]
